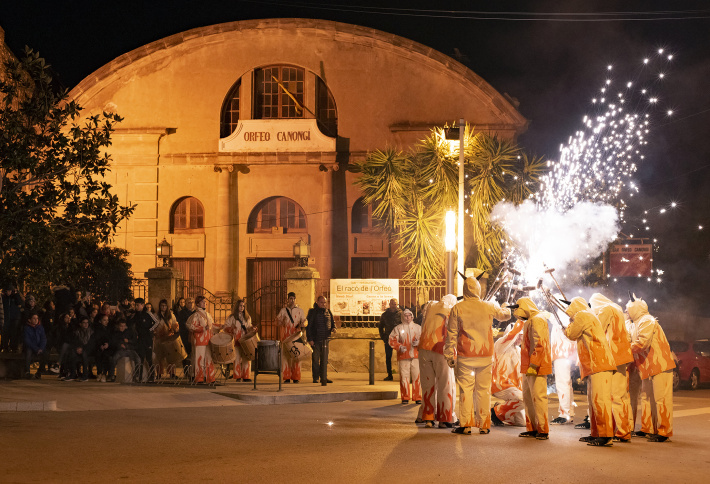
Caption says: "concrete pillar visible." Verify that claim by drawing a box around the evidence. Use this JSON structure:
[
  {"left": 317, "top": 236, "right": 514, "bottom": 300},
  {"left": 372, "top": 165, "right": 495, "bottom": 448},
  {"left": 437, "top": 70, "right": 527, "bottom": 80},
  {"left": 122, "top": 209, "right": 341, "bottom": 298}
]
[
  {"left": 145, "top": 267, "right": 184, "bottom": 310},
  {"left": 284, "top": 266, "right": 321, "bottom": 312}
]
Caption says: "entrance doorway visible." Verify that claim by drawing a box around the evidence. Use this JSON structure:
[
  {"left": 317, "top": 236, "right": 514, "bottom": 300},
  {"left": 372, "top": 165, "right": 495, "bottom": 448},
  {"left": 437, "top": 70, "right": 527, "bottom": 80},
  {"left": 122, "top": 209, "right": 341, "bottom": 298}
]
[{"left": 246, "top": 258, "right": 294, "bottom": 339}]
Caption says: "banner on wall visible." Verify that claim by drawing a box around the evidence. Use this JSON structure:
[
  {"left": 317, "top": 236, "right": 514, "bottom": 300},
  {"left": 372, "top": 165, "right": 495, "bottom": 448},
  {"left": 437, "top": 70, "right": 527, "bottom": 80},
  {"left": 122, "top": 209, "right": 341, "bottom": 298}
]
[
  {"left": 609, "top": 243, "right": 653, "bottom": 277},
  {"left": 329, "top": 279, "right": 399, "bottom": 317}
]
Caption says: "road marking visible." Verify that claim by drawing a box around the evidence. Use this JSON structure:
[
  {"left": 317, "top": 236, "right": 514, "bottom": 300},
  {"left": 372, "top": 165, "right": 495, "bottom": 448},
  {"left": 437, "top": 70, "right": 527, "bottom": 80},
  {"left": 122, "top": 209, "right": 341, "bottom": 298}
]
[{"left": 674, "top": 407, "right": 710, "bottom": 418}]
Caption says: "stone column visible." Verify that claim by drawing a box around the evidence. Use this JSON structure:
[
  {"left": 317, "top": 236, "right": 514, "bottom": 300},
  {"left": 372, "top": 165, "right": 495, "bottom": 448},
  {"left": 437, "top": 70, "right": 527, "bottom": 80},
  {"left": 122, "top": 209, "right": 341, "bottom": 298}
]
[
  {"left": 214, "top": 167, "right": 232, "bottom": 294},
  {"left": 284, "top": 266, "right": 321, "bottom": 311},
  {"left": 145, "top": 267, "right": 184, "bottom": 309}
]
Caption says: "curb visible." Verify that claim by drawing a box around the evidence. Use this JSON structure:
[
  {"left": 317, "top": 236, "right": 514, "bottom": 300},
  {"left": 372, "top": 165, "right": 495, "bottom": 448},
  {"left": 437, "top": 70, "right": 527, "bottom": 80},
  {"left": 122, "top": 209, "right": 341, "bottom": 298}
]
[
  {"left": 215, "top": 390, "right": 399, "bottom": 405},
  {"left": 0, "top": 400, "right": 57, "bottom": 412}
]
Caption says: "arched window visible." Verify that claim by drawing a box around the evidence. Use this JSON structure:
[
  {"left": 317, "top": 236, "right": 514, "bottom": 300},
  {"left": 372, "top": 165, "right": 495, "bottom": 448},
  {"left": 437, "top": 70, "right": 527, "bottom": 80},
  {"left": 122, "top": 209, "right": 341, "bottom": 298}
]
[
  {"left": 351, "top": 197, "right": 378, "bottom": 233},
  {"left": 316, "top": 77, "right": 338, "bottom": 137},
  {"left": 254, "top": 65, "right": 305, "bottom": 119},
  {"left": 248, "top": 197, "right": 307, "bottom": 234},
  {"left": 171, "top": 197, "right": 205, "bottom": 234},
  {"left": 220, "top": 79, "right": 241, "bottom": 138}
]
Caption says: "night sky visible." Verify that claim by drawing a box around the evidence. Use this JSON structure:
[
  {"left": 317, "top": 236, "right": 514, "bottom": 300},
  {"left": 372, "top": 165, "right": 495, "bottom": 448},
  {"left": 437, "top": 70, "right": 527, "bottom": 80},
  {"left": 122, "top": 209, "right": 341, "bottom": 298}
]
[{"left": 2, "top": 1, "right": 709, "bottom": 311}]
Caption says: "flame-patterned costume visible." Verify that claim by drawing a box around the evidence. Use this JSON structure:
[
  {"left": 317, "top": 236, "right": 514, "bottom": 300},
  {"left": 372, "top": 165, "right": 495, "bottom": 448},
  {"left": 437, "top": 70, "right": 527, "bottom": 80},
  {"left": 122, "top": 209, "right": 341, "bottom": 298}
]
[
  {"left": 551, "top": 320, "right": 577, "bottom": 421},
  {"left": 491, "top": 319, "right": 526, "bottom": 426},
  {"left": 444, "top": 277, "right": 511, "bottom": 431},
  {"left": 515, "top": 298, "right": 552, "bottom": 435},
  {"left": 564, "top": 297, "right": 616, "bottom": 439},
  {"left": 389, "top": 312, "right": 422, "bottom": 402},
  {"left": 154, "top": 312, "right": 180, "bottom": 377},
  {"left": 277, "top": 304, "right": 307, "bottom": 382},
  {"left": 223, "top": 312, "right": 254, "bottom": 380},
  {"left": 627, "top": 297, "right": 674, "bottom": 439},
  {"left": 418, "top": 295, "right": 458, "bottom": 423},
  {"left": 187, "top": 307, "right": 216, "bottom": 383},
  {"left": 590, "top": 293, "right": 634, "bottom": 440}
]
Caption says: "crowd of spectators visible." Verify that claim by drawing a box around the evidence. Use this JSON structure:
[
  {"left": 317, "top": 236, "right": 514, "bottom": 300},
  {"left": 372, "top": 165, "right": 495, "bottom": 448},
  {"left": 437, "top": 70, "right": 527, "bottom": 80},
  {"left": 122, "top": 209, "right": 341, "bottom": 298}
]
[{"left": 0, "top": 284, "right": 196, "bottom": 382}]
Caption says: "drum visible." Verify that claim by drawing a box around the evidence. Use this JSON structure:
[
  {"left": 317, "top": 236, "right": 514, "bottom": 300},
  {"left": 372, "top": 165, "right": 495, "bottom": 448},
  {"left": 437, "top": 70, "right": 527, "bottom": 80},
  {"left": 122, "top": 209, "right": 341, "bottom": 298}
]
[
  {"left": 283, "top": 331, "right": 312, "bottom": 362},
  {"left": 238, "top": 329, "right": 260, "bottom": 361},
  {"left": 210, "top": 332, "right": 236, "bottom": 364},
  {"left": 162, "top": 333, "right": 188, "bottom": 365},
  {"left": 256, "top": 340, "right": 280, "bottom": 371}
]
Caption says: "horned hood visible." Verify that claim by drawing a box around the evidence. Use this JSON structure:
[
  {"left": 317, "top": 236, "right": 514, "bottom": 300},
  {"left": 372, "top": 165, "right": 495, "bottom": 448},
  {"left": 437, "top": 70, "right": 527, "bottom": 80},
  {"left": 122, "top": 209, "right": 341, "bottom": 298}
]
[
  {"left": 565, "top": 297, "right": 589, "bottom": 318},
  {"left": 626, "top": 297, "right": 649, "bottom": 322},
  {"left": 463, "top": 277, "right": 481, "bottom": 299},
  {"left": 513, "top": 297, "right": 539, "bottom": 320}
]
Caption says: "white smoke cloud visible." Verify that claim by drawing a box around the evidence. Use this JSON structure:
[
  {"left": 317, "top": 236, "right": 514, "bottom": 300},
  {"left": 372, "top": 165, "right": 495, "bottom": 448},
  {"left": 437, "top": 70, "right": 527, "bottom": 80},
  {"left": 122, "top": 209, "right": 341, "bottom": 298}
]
[{"left": 490, "top": 200, "right": 619, "bottom": 281}]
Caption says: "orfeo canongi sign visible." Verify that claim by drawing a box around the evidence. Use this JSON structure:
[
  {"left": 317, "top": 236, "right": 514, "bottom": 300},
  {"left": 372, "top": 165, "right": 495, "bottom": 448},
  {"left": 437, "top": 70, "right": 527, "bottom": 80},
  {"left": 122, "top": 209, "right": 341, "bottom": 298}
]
[
  {"left": 219, "top": 118, "right": 336, "bottom": 152},
  {"left": 329, "top": 279, "right": 399, "bottom": 317}
]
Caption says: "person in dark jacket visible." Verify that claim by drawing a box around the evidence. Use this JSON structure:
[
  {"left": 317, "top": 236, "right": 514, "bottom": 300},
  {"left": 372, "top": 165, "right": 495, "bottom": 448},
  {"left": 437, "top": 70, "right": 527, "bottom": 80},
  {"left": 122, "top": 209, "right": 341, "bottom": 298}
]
[
  {"left": 306, "top": 296, "right": 336, "bottom": 384},
  {"left": 70, "top": 317, "right": 94, "bottom": 381},
  {"left": 176, "top": 298, "right": 194, "bottom": 365},
  {"left": 110, "top": 319, "right": 141, "bottom": 382},
  {"left": 23, "top": 313, "right": 47, "bottom": 379},
  {"left": 377, "top": 299, "right": 402, "bottom": 381},
  {"left": 93, "top": 314, "right": 114, "bottom": 382},
  {"left": 39, "top": 301, "right": 57, "bottom": 374},
  {"left": 55, "top": 312, "right": 75, "bottom": 380},
  {"left": 129, "top": 298, "right": 156, "bottom": 382},
  {"left": 2, "top": 284, "right": 24, "bottom": 353}
]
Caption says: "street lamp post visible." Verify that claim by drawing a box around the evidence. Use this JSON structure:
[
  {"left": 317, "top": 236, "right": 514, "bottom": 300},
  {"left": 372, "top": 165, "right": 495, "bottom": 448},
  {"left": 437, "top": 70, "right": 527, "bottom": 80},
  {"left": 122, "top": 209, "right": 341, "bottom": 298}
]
[
  {"left": 457, "top": 118, "right": 464, "bottom": 297},
  {"left": 445, "top": 210, "right": 456, "bottom": 294}
]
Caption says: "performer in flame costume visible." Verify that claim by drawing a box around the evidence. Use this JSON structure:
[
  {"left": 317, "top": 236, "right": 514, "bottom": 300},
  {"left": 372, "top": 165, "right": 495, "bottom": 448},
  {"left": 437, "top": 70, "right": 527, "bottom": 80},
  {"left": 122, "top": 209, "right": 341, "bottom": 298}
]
[
  {"left": 389, "top": 309, "right": 422, "bottom": 404},
  {"left": 418, "top": 294, "right": 459, "bottom": 428},
  {"left": 277, "top": 292, "right": 307, "bottom": 383},
  {"left": 550, "top": 319, "right": 577, "bottom": 424},
  {"left": 590, "top": 293, "right": 634, "bottom": 442},
  {"left": 564, "top": 297, "right": 616, "bottom": 446},
  {"left": 626, "top": 295, "right": 675, "bottom": 442},
  {"left": 222, "top": 299, "right": 254, "bottom": 381},
  {"left": 154, "top": 299, "right": 180, "bottom": 378},
  {"left": 491, "top": 318, "right": 526, "bottom": 427},
  {"left": 444, "top": 277, "right": 511, "bottom": 435},
  {"left": 187, "top": 296, "right": 216, "bottom": 384},
  {"left": 515, "top": 298, "right": 552, "bottom": 439}
]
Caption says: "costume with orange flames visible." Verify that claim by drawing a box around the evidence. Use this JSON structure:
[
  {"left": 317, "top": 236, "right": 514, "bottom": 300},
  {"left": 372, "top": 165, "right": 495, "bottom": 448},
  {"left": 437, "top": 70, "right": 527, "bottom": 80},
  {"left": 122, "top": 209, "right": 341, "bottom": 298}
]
[
  {"left": 389, "top": 309, "right": 422, "bottom": 403},
  {"left": 444, "top": 277, "right": 511, "bottom": 434},
  {"left": 187, "top": 307, "right": 216, "bottom": 384},
  {"left": 277, "top": 303, "right": 307, "bottom": 383},
  {"left": 491, "top": 319, "right": 526, "bottom": 427},
  {"left": 223, "top": 312, "right": 254, "bottom": 381},
  {"left": 627, "top": 296, "right": 675, "bottom": 442},
  {"left": 564, "top": 297, "right": 616, "bottom": 446},
  {"left": 590, "top": 293, "right": 634, "bottom": 441}
]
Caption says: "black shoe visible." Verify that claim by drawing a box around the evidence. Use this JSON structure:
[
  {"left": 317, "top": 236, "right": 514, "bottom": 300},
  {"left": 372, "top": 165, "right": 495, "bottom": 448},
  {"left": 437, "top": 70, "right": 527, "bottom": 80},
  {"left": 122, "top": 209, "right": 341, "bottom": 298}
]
[
  {"left": 284, "top": 379, "right": 291, "bottom": 383},
  {"left": 633, "top": 431, "right": 647, "bottom": 437},
  {"left": 313, "top": 379, "right": 319, "bottom": 383},
  {"left": 519, "top": 430, "right": 538, "bottom": 438},
  {"left": 551, "top": 416, "right": 572, "bottom": 425},
  {"left": 325, "top": 379, "right": 332, "bottom": 383},
  {"left": 536, "top": 433, "right": 549, "bottom": 440},
  {"left": 401, "top": 400, "right": 409, "bottom": 404},
  {"left": 415, "top": 400, "right": 421, "bottom": 405},
  {"left": 452, "top": 427, "right": 471, "bottom": 435},
  {"left": 293, "top": 380, "right": 299, "bottom": 383},
  {"left": 574, "top": 416, "right": 590, "bottom": 429},
  {"left": 243, "top": 378, "right": 252, "bottom": 382},
  {"left": 587, "top": 437, "right": 612, "bottom": 447},
  {"left": 479, "top": 429, "right": 490, "bottom": 435},
  {"left": 383, "top": 375, "right": 394, "bottom": 381},
  {"left": 648, "top": 434, "right": 669, "bottom": 442},
  {"left": 491, "top": 406, "right": 504, "bottom": 427},
  {"left": 579, "top": 435, "right": 595, "bottom": 442},
  {"left": 612, "top": 436, "right": 631, "bottom": 443}
]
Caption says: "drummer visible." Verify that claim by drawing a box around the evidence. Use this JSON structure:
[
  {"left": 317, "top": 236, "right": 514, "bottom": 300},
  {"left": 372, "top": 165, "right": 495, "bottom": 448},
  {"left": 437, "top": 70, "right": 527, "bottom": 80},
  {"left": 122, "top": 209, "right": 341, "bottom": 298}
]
[
  {"left": 154, "top": 299, "right": 180, "bottom": 379},
  {"left": 223, "top": 299, "right": 255, "bottom": 382},
  {"left": 187, "top": 296, "right": 216, "bottom": 384},
  {"left": 277, "top": 292, "right": 308, "bottom": 383}
]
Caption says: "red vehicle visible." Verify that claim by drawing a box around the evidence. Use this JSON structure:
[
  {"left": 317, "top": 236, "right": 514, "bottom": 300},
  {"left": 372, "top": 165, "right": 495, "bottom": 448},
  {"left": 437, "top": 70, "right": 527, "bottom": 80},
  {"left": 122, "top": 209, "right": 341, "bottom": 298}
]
[{"left": 669, "top": 339, "right": 710, "bottom": 391}]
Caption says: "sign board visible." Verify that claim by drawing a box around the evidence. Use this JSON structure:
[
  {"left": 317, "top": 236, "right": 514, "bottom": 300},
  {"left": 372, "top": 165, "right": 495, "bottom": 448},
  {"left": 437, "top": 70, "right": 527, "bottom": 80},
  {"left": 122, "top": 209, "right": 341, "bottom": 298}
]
[
  {"left": 609, "top": 243, "right": 653, "bottom": 277},
  {"left": 219, "top": 118, "right": 336, "bottom": 153},
  {"left": 329, "top": 279, "right": 399, "bottom": 317}
]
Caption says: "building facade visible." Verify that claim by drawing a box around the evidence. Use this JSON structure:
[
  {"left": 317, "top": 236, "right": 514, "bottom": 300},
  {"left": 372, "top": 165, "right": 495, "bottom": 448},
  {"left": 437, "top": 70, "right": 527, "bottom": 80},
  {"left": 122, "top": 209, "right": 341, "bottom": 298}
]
[{"left": 68, "top": 18, "right": 527, "bottom": 299}]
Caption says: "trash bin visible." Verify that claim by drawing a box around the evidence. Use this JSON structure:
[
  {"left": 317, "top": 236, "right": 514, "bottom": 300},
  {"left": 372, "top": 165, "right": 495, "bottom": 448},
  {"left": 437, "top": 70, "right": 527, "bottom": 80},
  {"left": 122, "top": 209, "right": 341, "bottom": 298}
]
[{"left": 256, "top": 340, "right": 279, "bottom": 371}]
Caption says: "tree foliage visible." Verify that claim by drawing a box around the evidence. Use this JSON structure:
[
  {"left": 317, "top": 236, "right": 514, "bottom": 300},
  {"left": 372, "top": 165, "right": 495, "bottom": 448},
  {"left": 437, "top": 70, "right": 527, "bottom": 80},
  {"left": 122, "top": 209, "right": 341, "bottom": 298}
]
[
  {"left": 355, "top": 125, "right": 546, "bottom": 282},
  {"left": 0, "top": 48, "right": 134, "bottom": 292}
]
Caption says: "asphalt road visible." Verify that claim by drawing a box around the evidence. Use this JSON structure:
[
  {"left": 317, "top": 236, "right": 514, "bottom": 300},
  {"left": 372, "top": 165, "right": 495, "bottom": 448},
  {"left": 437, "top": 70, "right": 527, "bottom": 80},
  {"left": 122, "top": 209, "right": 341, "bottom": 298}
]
[{"left": 3, "top": 389, "right": 710, "bottom": 483}]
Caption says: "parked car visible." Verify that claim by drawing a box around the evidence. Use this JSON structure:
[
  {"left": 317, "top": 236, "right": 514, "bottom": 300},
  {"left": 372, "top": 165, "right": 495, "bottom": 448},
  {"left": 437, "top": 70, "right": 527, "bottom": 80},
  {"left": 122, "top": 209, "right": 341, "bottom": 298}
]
[{"left": 669, "top": 339, "right": 710, "bottom": 391}]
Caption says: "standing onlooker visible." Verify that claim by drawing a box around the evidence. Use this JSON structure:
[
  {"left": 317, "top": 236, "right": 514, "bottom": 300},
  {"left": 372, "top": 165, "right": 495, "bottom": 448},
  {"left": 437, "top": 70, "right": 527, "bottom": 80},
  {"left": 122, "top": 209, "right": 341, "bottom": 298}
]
[
  {"left": 389, "top": 309, "right": 422, "bottom": 404},
  {"left": 306, "top": 295, "right": 336, "bottom": 384},
  {"left": 23, "top": 313, "right": 47, "bottom": 379},
  {"left": 277, "top": 292, "right": 307, "bottom": 383},
  {"left": 377, "top": 299, "right": 401, "bottom": 381},
  {"left": 1, "top": 284, "right": 24, "bottom": 353},
  {"left": 176, "top": 298, "right": 195, "bottom": 371},
  {"left": 129, "top": 298, "right": 156, "bottom": 382}
]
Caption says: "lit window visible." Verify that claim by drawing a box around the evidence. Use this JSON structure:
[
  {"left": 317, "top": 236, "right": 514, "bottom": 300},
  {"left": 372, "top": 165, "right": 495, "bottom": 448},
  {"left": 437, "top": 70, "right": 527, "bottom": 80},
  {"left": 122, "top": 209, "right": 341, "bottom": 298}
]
[
  {"left": 219, "top": 80, "right": 241, "bottom": 138},
  {"left": 255, "top": 66, "right": 305, "bottom": 119},
  {"left": 248, "top": 197, "right": 307, "bottom": 233}
]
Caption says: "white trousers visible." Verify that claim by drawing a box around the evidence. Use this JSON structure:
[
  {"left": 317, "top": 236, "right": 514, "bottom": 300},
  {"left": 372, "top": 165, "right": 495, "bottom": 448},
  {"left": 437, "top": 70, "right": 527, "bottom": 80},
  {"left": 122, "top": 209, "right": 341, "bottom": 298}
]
[
  {"left": 456, "top": 356, "right": 492, "bottom": 430},
  {"left": 418, "top": 349, "right": 456, "bottom": 423},
  {"left": 493, "top": 386, "right": 526, "bottom": 426},
  {"left": 523, "top": 375, "right": 549, "bottom": 433},
  {"left": 640, "top": 370, "right": 674, "bottom": 437},
  {"left": 398, "top": 358, "right": 421, "bottom": 402},
  {"left": 553, "top": 358, "right": 574, "bottom": 419}
]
